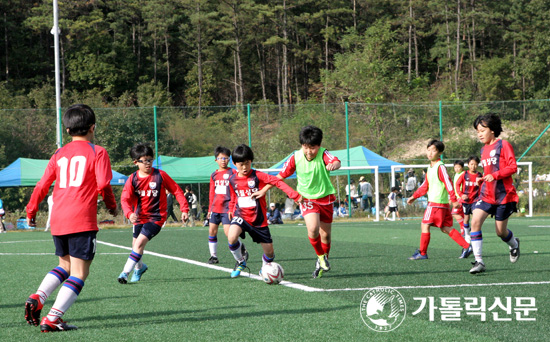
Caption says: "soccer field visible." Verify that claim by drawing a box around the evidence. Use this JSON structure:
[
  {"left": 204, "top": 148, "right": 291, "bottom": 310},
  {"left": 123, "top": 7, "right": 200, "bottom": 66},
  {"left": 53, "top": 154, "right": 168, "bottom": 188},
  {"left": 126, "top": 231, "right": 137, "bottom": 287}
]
[{"left": 1, "top": 217, "right": 549, "bottom": 341}]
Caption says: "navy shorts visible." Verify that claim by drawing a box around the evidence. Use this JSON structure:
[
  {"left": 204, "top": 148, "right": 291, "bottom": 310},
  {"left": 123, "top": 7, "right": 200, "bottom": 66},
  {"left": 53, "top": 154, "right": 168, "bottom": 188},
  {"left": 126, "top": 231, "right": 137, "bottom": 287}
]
[
  {"left": 210, "top": 212, "right": 231, "bottom": 225},
  {"left": 473, "top": 200, "right": 517, "bottom": 221},
  {"left": 53, "top": 231, "right": 97, "bottom": 260},
  {"left": 133, "top": 222, "right": 162, "bottom": 240},
  {"left": 462, "top": 203, "right": 474, "bottom": 215},
  {"left": 230, "top": 216, "right": 272, "bottom": 244}
]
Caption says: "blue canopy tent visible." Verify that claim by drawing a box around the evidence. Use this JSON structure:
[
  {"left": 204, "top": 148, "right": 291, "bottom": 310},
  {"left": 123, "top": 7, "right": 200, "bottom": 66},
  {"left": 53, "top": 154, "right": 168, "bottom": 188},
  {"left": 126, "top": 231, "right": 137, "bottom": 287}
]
[
  {"left": 152, "top": 155, "right": 236, "bottom": 184},
  {"left": 0, "top": 158, "right": 128, "bottom": 187}
]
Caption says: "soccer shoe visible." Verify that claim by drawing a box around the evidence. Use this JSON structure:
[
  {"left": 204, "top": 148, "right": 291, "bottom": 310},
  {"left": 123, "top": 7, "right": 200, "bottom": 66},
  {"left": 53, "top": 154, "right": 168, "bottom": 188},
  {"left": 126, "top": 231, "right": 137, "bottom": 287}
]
[
  {"left": 510, "top": 238, "right": 520, "bottom": 263},
  {"left": 312, "top": 259, "right": 324, "bottom": 279},
  {"left": 131, "top": 264, "right": 148, "bottom": 282},
  {"left": 241, "top": 244, "right": 249, "bottom": 262},
  {"left": 117, "top": 272, "right": 129, "bottom": 284},
  {"left": 39, "top": 316, "right": 78, "bottom": 332},
  {"left": 231, "top": 260, "right": 247, "bottom": 278},
  {"left": 469, "top": 261, "right": 486, "bottom": 274},
  {"left": 408, "top": 250, "right": 428, "bottom": 260},
  {"left": 317, "top": 254, "right": 331, "bottom": 272},
  {"left": 459, "top": 245, "right": 473, "bottom": 259},
  {"left": 208, "top": 256, "right": 219, "bottom": 264},
  {"left": 25, "top": 294, "right": 43, "bottom": 326}
]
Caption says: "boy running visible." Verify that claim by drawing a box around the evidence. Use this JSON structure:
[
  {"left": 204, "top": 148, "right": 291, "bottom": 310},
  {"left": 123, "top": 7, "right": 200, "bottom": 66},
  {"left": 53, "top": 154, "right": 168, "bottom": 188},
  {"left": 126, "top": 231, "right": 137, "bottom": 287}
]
[
  {"left": 118, "top": 143, "right": 189, "bottom": 283},
  {"left": 255, "top": 125, "right": 341, "bottom": 278},
  {"left": 469, "top": 114, "right": 520, "bottom": 274},
  {"left": 407, "top": 139, "right": 470, "bottom": 260},
  {"left": 24, "top": 104, "right": 118, "bottom": 332},
  {"left": 226, "top": 145, "right": 301, "bottom": 278},
  {"left": 456, "top": 156, "right": 482, "bottom": 258},
  {"left": 207, "top": 146, "right": 247, "bottom": 264}
]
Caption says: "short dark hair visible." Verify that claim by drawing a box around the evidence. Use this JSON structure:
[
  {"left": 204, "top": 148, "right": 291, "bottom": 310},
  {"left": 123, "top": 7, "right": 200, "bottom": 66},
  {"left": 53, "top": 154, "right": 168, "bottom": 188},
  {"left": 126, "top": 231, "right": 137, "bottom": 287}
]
[
  {"left": 130, "top": 143, "right": 154, "bottom": 161},
  {"left": 299, "top": 125, "right": 323, "bottom": 146},
  {"left": 454, "top": 160, "right": 464, "bottom": 167},
  {"left": 62, "top": 104, "right": 95, "bottom": 136},
  {"left": 427, "top": 139, "right": 445, "bottom": 153},
  {"left": 391, "top": 186, "right": 399, "bottom": 192},
  {"left": 473, "top": 113, "right": 503, "bottom": 137},
  {"left": 467, "top": 155, "right": 480, "bottom": 164},
  {"left": 232, "top": 144, "right": 254, "bottom": 163},
  {"left": 214, "top": 146, "right": 231, "bottom": 158}
]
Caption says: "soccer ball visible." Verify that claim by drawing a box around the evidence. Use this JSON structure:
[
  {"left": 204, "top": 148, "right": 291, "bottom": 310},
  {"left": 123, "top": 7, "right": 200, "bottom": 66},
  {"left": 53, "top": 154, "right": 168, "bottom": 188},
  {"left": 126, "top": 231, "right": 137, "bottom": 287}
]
[{"left": 261, "top": 262, "right": 284, "bottom": 285}]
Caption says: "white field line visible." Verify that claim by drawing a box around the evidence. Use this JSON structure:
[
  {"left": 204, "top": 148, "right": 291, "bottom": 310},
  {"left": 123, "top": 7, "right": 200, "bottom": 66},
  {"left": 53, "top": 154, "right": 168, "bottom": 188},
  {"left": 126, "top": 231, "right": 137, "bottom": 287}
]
[
  {"left": 0, "top": 240, "right": 51, "bottom": 244},
  {"left": 97, "top": 240, "right": 321, "bottom": 292},
  {"left": 0, "top": 252, "right": 128, "bottom": 255}
]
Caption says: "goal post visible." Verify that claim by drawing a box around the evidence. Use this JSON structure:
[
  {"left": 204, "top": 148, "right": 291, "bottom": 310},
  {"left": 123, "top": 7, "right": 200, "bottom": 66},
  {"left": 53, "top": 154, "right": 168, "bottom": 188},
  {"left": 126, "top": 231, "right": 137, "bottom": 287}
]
[
  {"left": 257, "top": 165, "right": 382, "bottom": 222},
  {"left": 390, "top": 162, "right": 533, "bottom": 217}
]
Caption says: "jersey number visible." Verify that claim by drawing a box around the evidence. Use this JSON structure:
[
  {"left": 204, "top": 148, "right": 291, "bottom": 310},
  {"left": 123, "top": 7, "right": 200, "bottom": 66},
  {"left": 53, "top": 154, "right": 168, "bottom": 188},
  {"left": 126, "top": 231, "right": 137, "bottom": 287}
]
[{"left": 57, "top": 156, "right": 87, "bottom": 188}]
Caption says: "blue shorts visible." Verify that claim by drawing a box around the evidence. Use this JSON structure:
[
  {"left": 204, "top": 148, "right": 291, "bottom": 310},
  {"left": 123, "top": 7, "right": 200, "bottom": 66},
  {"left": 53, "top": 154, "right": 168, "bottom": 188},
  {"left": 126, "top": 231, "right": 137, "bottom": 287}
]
[
  {"left": 210, "top": 212, "right": 231, "bottom": 225},
  {"left": 230, "top": 216, "right": 272, "bottom": 244},
  {"left": 462, "top": 203, "right": 474, "bottom": 215},
  {"left": 473, "top": 200, "right": 517, "bottom": 221},
  {"left": 53, "top": 231, "right": 97, "bottom": 260},
  {"left": 133, "top": 222, "right": 162, "bottom": 240}
]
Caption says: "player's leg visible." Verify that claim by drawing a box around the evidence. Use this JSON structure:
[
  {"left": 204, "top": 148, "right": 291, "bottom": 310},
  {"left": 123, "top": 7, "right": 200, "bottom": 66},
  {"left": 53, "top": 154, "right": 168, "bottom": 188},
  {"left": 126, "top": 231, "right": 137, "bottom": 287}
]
[
  {"left": 409, "top": 223, "right": 431, "bottom": 260},
  {"left": 260, "top": 242, "right": 275, "bottom": 266},
  {"left": 227, "top": 223, "right": 246, "bottom": 277},
  {"left": 25, "top": 255, "right": 70, "bottom": 326},
  {"left": 440, "top": 225, "right": 470, "bottom": 250},
  {"left": 494, "top": 204, "right": 520, "bottom": 263},
  {"left": 208, "top": 219, "right": 220, "bottom": 263},
  {"left": 469, "top": 207, "right": 490, "bottom": 274},
  {"left": 119, "top": 234, "right": 149, "bottom": 283}
]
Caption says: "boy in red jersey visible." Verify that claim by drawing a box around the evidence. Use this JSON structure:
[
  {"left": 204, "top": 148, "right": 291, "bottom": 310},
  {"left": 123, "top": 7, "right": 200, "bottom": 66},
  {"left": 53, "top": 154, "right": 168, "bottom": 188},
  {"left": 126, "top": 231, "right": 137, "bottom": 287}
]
[
  {"left": 226, "top": 145, "right": 302, "bottom": 278},
  {"left": 469, "top": 114, "right": 520, "bottom": 274},
  {"left": 24, "top": 104, "right": 118, "bottom": 332},
  {"left": 254, "top": 125, "right": 340, "bottom": 278},
  {"left": 407, "top": 140, "right": 470, "bottom": 260},
  {"left": 206, "top": 146, "right": 247, "bottom": 264},
  {"left": 118, "top": 143, "right": 189, "bottom": 283},
  {"left": 456, "top": 156, "right": 483, "bottom": 258}
]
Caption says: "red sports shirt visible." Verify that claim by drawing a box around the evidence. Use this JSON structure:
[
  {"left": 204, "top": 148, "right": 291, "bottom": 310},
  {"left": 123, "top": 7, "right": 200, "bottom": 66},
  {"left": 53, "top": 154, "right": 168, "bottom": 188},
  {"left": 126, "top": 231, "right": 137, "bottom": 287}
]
[
  {"left": 412, "top": 162, "right": 458, "bottom": 208},
  {"left": 209, "top": 168, "right": 236, "bottom": 214},
  {"left": 121, "top": 168, "right": 189, "bottom": 226},
  {"left": 229, "top": 170, "right": 300, "bottom": 227},
  {"left": 478, "top": 139, "right": 518, "bottom": 205},
  {"left": 278, "top": 149, "right": 339, "bottom": 179},
  {"left": 26, "top": 141, "right": 116, "bottom": 236},
  {"left": 456, "top": 171, "right": 483, "bottom": 204}
]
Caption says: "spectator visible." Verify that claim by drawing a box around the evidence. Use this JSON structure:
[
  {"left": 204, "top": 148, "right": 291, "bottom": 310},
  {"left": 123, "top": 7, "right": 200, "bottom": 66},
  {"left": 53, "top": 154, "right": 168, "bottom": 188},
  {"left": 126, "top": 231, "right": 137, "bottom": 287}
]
[
  {"left": 405, "top": 169, "right": 417, "bottom": 197},
  {"left": 359, "top": 176, "right": 374, "bottom": 212},
  {"left": 0, "top": 197, "right": 5, "bottom": 233},
  {"left": 283, "top": 196, "right": 296, "bottom": 220},
  {"left": 345, "top": 179, "right": 359, "bottom": 208},
  {"left": 268, "top": 203, "right": 283, "bottom": 224},
  {"left": 166, "top": 189, "right": 179, "bottom": 223},
  {"left": 337, "top": 201, "right": 348, "bottom": 217}
]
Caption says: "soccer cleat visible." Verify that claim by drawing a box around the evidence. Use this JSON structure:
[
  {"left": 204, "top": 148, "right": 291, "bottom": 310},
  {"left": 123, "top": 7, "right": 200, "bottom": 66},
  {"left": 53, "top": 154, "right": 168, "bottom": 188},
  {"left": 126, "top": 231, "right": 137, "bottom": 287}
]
[
  {"left": 25, "top": 294, "right": 43, "bottom": 326},
  {"left": 39, "top": 316, "right": 78, "bottom": 332},
  {"left": 241, "top": 244, "right": 249, "bottom": 262},
  {"left": 117, "top": 272, "right": 128, "bottom": 284},
  {"left": 469, "top": 261, "right": 486, "bottom": 274},
  {"left": 317, "top": 254, "right": 331, "bottom": 272},
  {"left": 231, "top": 260, "right": 247, "bottom": 278},
  {"left": 459, "top": 245, "right": 473, "bottom": 259},
  {"left": 208, "top": 256, "right": 219, "bottom": 264},
  {"left": 510, "top": 238, "right": 520, "bottom": 263},
  {"left": 408, "top": 249, "right": 428, "bottom": 260},
  {"left": 312, "top": 259, "right": 323, "bottom": 279},
  {"left": 131, "top": 264, "right": 148, "bottom": 282}
]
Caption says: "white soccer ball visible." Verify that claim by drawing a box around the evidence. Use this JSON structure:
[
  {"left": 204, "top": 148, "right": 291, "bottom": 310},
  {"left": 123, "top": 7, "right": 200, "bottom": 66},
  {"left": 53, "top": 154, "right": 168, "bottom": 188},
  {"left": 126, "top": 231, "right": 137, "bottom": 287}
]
[{"left": 261, "top": 262, "right": 284, "bottom": 285}]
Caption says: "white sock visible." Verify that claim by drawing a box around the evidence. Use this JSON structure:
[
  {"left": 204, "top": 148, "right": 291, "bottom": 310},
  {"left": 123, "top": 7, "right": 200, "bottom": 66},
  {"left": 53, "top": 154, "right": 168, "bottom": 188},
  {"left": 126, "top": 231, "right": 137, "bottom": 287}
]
[
  {"left": 47, "top": 276, "right": 83, "bottom": 322},
  {"left": 464, "top": 227, "right": 471, "bottom": 243},
  {"left": 123, "top": 251, "right": 142, "bottom": 274},
  {"left": 472, "top": 239, "right": 483, "bottom": 264},
  {"left": 36, "top": 267, "right": 69, "bottom": 305},
  {"left": 134, "top": 260, "right": 144, "bottom": 270},
  {"left": 229, "top": 241, "right": 244, "bottom": 262}
]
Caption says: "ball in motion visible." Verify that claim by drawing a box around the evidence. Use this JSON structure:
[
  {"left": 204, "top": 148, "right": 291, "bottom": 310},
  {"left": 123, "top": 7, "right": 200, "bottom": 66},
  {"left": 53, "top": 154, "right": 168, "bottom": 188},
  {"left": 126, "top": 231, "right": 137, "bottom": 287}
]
[{"left": 261, "top": 262, "right": 284, "bottom": 285}]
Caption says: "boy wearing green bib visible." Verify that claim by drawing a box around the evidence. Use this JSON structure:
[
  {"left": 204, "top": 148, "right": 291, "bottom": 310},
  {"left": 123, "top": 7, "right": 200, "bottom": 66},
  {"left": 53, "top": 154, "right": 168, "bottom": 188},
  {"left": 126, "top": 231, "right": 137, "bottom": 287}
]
[{"left": 406, "top": 140, "right": 470, "bottom": 260}]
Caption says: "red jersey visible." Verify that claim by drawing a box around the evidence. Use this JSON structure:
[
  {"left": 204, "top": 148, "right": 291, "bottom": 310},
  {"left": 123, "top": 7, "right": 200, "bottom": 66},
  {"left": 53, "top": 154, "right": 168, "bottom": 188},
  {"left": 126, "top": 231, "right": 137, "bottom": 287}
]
[
  {"left": 412, "top": 162, "right": 458, "bottom": 208},
  {"left": 121, "top": 168, "right": 189, "bottom": 226},
  {"left": 26, "top": 141, "right": 116, "bottom": 236},
  {"left": 209, "top": 168, "right": 236, "bottom": 214},
  {"left": 456, "top": 171, "right": 483, "bottom": 204},
  {"left": 229, "top": 170, "right": 300, "bottom": 227},
  {"left": 479, "top": 139, "right": 518, "bottom": 205},
  {"left": 278, "top": 149, "right": 340, "bottom": 179}
]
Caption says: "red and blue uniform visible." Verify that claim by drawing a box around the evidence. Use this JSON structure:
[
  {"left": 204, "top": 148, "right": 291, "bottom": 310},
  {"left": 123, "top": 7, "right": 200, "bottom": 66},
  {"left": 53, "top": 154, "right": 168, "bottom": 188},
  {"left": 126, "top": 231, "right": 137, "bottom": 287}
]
[
  {"left": 209, "top": 168, "right": 236, "bottom": 214},
  {"left": 478, "top": 139, "right": 518, "bottom": 205},
  {"left": 456, "top": 171, "right": 483, "bottom": 204},
  {"left": 26, "top": 141, "right": 116, "bottom": 236},
  {"left": 121, "top": 168, "right": 189, "bottom": 227},
  {"left": 229, "top": 170, "right": 300, "bottom": 227}
]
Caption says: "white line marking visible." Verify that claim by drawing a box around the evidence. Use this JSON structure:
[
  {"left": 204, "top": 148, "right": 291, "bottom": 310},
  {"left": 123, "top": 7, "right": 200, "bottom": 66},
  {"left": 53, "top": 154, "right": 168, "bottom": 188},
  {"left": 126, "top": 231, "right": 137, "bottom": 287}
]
[
  {"left": 96, "top": 240, "right": 550, "bottom": 293},
  {"left": 0, "top": 240, "right": 51, "bottom": 244},
  {"left": 97, "top": 240, "right": 321, "bottom": 292},
  {"left": 0, "top": 252, "right": 129, "bottom": 256},
  {"left": 529, "top": 225, "right": 550, "bottom": 228}
]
